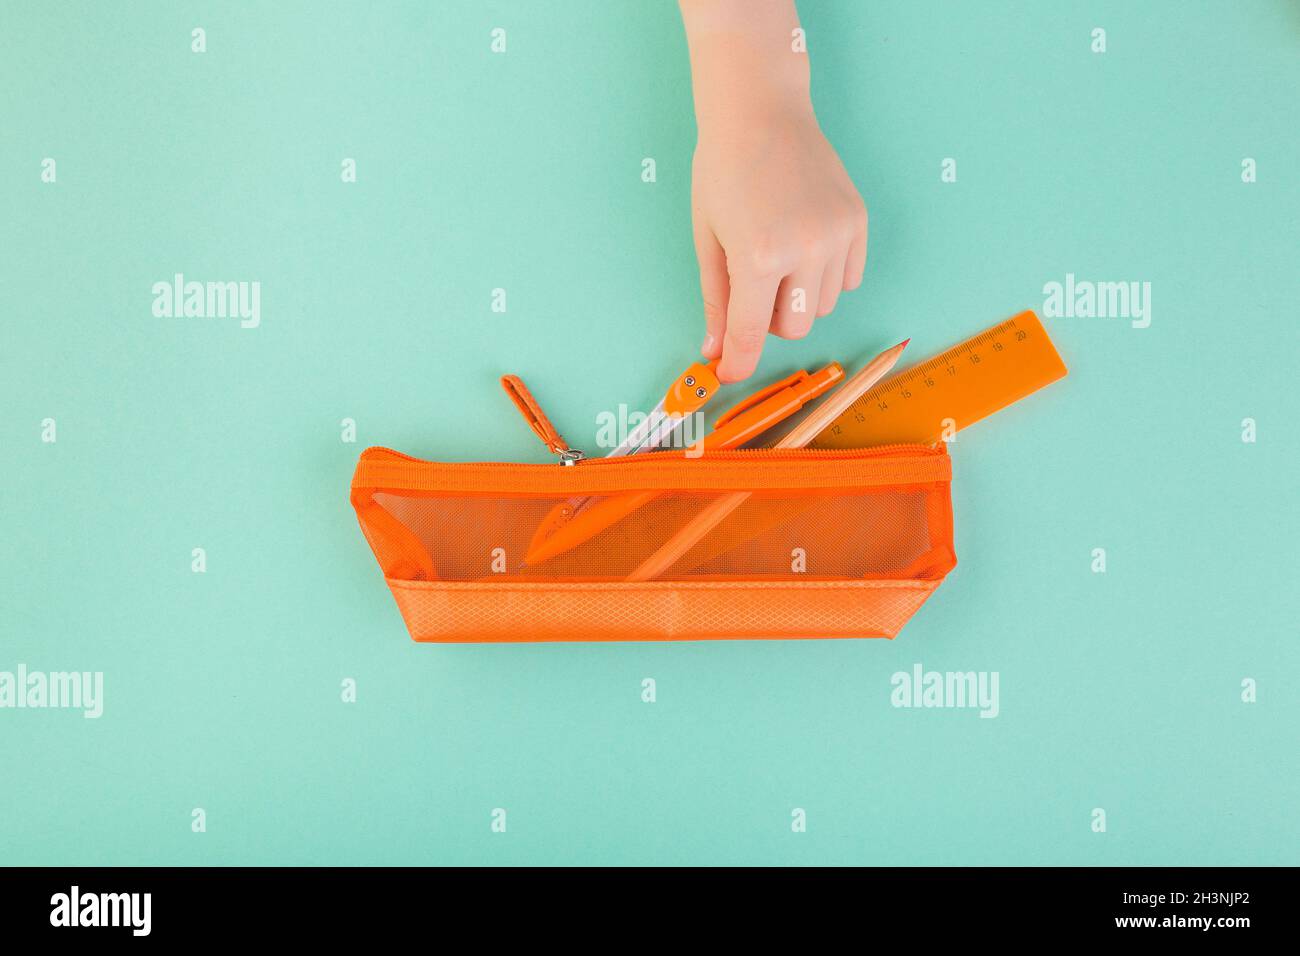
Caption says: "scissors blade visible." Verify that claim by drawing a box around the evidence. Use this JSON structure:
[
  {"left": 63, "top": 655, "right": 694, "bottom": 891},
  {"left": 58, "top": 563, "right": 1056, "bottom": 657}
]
[
  {"left": 604, "top": 398, "right": 667, "bottom": 458},
  {"left": 634, "top": 411, "right": 688, "bottom": 454},
  {"left": 562, "top": 402, "right": 688, "bottom": 519}
]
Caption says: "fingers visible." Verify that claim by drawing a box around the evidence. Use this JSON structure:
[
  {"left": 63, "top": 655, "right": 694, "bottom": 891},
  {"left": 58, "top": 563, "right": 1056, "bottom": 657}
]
[
  {"left": 716, "top": 270, "right": 781, "bottom": 383},
  {"left": 770, "top": 270, "right": 821, "bottom": 340},
  {"left": 710, "top": 195, "right": 868, "bottom": 382},
  {"left": 817, "top": 252, "right": 847, "bottom": 317},
  {"left": 694, "top": 225, "right": 730, "bottom": 359},
  {"left": 844, "top": 207, "right": 868, "bottom": 290}
]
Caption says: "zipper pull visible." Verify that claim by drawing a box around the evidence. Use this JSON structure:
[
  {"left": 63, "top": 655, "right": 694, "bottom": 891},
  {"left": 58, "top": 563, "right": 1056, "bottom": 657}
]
[{"left": 501, "top": 375, "right": 584, "bottom": 464}]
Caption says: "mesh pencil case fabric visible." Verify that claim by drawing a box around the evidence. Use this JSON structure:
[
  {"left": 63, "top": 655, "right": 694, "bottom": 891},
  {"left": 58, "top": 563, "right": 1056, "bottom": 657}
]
[{"left": 351, "top": 444, "right": 956, "bottom": 642}]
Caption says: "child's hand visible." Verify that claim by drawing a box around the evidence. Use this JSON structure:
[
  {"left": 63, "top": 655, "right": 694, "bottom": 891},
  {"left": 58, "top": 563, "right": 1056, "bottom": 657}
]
[
  {"left": 692, "top": 109, "right": 867, "bottom": 382},
  {"left": 681, "top": 0, "right": 867, "bottom": 383}
]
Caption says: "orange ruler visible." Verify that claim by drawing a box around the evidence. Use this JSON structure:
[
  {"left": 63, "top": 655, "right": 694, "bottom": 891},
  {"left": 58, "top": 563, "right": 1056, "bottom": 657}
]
[{"left": 810, "top": 310, "right": 1067, "bottom": 448}]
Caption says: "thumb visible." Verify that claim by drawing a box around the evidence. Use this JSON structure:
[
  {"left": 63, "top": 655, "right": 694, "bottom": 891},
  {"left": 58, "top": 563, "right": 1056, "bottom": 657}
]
[{"left": 694, "top": 225, "right": 729, "bottom": 359}]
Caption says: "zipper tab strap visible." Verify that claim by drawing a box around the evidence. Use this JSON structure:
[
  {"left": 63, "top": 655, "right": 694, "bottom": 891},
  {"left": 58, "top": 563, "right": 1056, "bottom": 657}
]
[{"left": 500, "top": 375, "right": 575, "bottom": 458}]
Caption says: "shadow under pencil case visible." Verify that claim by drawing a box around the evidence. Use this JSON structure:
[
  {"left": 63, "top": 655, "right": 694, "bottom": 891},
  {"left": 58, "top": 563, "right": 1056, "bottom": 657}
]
[{"left": 350, "top": 440, "right": 957, "bottom": 643}]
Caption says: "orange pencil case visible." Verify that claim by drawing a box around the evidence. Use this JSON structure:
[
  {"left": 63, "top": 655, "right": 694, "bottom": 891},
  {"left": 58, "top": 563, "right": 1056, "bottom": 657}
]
[{"left": 350, "top": 389, "right": 957, "bottom": 642}]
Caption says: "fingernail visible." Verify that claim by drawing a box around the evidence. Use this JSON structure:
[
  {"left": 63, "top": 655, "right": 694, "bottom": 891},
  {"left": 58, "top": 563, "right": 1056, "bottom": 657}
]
[{"left": 701, "top": 333, "right": 716, "bottom": 355}]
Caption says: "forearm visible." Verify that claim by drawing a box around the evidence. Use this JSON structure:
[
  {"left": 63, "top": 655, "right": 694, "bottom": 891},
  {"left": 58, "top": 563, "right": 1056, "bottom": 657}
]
[{"left": 678, "top": 0, "right": 813, "bottom": 138}]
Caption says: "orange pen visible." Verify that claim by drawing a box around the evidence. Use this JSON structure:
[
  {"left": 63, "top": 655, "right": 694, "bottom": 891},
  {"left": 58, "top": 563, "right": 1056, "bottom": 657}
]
[{"left": 523, "top": 362, "right": 844, "bottom": 566}]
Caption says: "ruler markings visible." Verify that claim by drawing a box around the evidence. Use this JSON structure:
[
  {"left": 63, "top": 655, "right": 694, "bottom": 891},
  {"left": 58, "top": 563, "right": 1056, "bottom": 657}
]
[{"left": 811, "top": 311, "right": 1067, "bottom": 447}]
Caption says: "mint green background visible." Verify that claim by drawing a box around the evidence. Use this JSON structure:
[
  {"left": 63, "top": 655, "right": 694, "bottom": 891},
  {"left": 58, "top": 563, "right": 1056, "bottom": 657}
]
[{"left": 2, "top": 1, "right": 1297, "bottom": 866}]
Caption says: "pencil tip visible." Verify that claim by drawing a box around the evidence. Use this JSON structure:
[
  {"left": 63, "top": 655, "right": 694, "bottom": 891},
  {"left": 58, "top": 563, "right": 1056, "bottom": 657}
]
[{"left": 899, "top": 338, "right": 911, "bottom": 348}]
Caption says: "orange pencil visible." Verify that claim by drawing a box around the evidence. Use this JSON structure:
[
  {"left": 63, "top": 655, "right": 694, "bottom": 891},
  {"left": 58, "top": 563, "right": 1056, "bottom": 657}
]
[
  {"left": 523, "top": 362, "right": 844, "bottom": 566},
  {"left": 624, "top": 339, "right": 910, "bottom": 582}
]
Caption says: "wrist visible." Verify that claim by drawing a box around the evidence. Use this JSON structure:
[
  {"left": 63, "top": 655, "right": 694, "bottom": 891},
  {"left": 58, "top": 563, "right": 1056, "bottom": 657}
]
[
  {"left": 690, "top": 42, "right": 814, "bottom": 142},
  {"left": 680, "top": 2, "right": 813, "bottom": 138}
]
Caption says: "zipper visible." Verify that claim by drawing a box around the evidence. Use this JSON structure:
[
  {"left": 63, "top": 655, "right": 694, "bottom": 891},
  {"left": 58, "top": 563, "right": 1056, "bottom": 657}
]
[
  {"left": 354, "top": 443, "right": 950, "bottom": 497},
  {"left": 361, "top": 442, "right": 942, "bottom": 466}
]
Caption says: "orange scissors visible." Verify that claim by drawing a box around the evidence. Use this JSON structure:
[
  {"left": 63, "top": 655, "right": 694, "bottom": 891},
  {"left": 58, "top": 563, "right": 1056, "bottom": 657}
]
[{"left": 525, "top": 362, "right": 844, "bottom": 565}]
